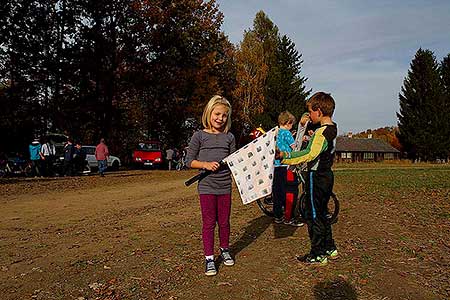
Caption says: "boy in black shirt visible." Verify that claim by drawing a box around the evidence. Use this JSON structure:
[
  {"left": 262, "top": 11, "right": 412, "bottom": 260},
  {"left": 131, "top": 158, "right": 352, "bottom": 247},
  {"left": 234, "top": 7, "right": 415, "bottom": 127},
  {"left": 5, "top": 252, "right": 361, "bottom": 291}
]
[{"left": 278, "top": 92, "right": 338, "bottom": 266}]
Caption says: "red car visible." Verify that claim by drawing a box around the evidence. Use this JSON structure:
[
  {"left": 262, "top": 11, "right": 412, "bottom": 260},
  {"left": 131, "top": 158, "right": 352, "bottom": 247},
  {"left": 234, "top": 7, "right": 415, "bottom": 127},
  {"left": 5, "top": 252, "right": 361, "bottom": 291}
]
[{"left": 133, "top": 141, "right": 164, "bottom": 168}]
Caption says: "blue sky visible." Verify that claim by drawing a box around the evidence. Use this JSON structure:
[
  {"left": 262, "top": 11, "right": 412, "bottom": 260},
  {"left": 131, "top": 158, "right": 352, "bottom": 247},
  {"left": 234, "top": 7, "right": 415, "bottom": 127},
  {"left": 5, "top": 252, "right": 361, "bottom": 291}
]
[{"left": 216, "top": 0, "right": 450, "bottom": 134}]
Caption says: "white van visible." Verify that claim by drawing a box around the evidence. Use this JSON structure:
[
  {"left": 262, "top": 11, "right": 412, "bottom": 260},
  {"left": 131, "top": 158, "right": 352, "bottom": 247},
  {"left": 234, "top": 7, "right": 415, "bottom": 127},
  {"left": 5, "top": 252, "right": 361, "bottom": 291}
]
[{"left": 81, "top": 146, "right": 121, "bottom": 170}]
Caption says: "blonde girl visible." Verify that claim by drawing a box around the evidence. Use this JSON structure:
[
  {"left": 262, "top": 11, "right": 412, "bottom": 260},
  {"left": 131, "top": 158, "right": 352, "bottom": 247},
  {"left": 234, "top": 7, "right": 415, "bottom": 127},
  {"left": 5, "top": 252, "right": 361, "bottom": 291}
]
[{"left": 186, "top": 95, "right": 236, "bottom": 276}]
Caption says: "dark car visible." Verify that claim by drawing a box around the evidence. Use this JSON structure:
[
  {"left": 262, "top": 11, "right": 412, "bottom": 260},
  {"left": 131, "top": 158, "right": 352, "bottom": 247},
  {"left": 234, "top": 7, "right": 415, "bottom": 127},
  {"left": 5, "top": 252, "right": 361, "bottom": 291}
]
[
  {"left": 47, "top": 133, "right": 69, "bottom": 157},
  {"left": 132, "top": 141, "right": 164, "bottom": 168}
]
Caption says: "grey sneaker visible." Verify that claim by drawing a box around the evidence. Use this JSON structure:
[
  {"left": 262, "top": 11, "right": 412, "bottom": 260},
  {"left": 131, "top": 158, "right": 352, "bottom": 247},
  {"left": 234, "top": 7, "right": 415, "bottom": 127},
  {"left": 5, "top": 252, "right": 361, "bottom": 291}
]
[
  {"left": 284, "top": 219, "right": 304, "bottom": 227},
  {"left": 274, "top": 217, "right": 284, "bottom": 224},
  {"left": 220, "top": 249, "right": 235, "bottom": 266},
  {"left": 205, "top": 259, "right": 217, "bottom": 276}
]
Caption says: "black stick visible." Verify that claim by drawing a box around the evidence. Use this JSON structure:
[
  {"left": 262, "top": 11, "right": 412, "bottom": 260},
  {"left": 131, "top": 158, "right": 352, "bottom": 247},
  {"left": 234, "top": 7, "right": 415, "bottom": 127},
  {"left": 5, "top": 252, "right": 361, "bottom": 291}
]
[{"left": 184, "top": 161, "right": 226, "bottom": 186}]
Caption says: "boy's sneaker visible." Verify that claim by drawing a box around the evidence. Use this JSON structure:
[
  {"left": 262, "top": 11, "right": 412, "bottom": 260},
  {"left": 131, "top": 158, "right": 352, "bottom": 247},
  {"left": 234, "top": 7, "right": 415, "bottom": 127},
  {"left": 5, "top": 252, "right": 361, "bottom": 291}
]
[
  {"left": 204, "top": 259, "right": 217, "bottom": 276},
  {"left": 220, "top": 249, "right": 235, "bottom": 266},
  {"left": 297, "top": 254, "right": 328, "bottom": 266},
  {"left": 274, "top": 217, "right": 284, "bottom": 224},
  {"left": 284, "top": 219, "right": 304, "bottom": 227},
  {"left": 325, "top": 249, "right": 339, "bottom": 260}
]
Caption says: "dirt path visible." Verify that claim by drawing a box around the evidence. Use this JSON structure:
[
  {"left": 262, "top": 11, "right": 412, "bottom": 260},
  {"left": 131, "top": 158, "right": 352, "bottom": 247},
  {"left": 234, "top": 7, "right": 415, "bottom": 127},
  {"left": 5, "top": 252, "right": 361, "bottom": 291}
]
[{"left": 0, "top": 167, "right": 449, "bottom": 300}]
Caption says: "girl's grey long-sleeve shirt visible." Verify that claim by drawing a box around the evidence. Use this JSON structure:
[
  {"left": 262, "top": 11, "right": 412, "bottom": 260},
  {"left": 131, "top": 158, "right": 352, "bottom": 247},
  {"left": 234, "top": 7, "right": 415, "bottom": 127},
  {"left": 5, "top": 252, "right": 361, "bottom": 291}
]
[{"left": 186, "top": 130, "right": 236, "bottom": 194}]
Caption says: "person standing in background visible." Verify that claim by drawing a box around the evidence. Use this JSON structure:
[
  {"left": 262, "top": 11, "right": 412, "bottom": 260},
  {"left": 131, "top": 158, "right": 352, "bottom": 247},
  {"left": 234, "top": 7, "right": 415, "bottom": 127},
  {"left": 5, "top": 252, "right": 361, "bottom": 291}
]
[
  {"left": 40, "top": 137, "right": 56, "bottom": 177},
  {"left": 95, "top": 138, "right": 109, "bottom": 177},
  {"left": 73, "top": 141, "right": 87, "bottom": 175},
  {"left": 166, "top": 147, "right": 174, "bottom": 170},
  {"left": 63, "top": 138, "right": 75, "bottom": 176},
  {"left": 29, "top": 137, "right": 42, "bottom": 177}
]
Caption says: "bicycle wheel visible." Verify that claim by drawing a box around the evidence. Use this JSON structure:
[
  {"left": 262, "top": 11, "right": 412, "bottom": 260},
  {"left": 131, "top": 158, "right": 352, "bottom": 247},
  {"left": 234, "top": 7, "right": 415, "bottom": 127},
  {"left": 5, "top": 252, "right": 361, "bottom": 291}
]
[
  {"left": 24, "top": 164, "right": 33, "bottom": 177},
  {"left": 297, "top": 192, "right": 339, "bottom": 224},
  {"left": 256, "top": 196, "right": 274, "bottom": 217},
  {"left": 327, "top": 193, "right": 340, "bottom": 224}
]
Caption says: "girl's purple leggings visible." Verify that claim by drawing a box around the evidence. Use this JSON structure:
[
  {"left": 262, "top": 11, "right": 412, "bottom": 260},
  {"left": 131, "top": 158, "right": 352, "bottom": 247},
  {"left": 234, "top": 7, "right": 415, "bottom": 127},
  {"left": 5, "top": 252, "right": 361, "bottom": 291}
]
[{"left": 199, "top": 194, "right": 231, "bottom": 256}]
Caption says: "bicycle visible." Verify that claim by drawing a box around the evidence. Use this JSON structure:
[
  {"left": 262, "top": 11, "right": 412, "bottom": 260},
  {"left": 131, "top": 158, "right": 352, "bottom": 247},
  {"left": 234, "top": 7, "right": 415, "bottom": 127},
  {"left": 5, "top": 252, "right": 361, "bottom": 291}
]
[
  {"left": 0, "top": 160, "right": 12, "bottom": 177},
  {"left": 256, "top": 170, "right": 339, "bottom": 224},
  {"left": 255, "top": 120, "right": 339, "bottom": 224}
]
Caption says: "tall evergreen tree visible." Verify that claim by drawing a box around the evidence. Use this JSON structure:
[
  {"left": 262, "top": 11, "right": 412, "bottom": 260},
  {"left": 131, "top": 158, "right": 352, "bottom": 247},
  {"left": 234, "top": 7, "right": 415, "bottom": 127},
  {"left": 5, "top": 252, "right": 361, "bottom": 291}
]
[
  {"left": 252, "top": 11, "right": 278, "bottom": 66},
  {"left": 0, "top": 0, "right": 67, "bottom": 150},
  {"left": 264, "top": 35, "right": 310, "bottom": 128},
  {"left": 397, "top": 48, "right": 445, "bottom": 161},
  {"left": 439, "top": 53, "right": 450, "bottom": 159},
  {"left": 441, "top": 54, "right": 450, "bottom": 95}
]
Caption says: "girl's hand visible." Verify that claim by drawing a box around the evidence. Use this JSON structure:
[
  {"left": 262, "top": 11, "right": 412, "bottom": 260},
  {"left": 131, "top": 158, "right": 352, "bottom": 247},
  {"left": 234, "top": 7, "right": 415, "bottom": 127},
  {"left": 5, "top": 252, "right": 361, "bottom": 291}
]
[{"left": 203, "top": 161, "right": 220, "bottom": 171}]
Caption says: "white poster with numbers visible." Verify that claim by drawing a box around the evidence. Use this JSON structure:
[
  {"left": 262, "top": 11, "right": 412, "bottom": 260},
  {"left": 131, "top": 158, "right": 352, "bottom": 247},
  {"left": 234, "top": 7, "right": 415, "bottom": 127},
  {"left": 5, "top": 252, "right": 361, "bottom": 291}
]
[{"left": 223, "top": 127, "right": 277, "bottom": 204}]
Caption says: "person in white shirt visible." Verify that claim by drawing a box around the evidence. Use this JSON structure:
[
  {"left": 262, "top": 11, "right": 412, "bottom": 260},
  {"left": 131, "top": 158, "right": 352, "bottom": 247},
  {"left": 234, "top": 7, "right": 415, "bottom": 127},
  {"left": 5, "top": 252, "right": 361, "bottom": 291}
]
[
  {"left": 40, "top": 137, "right": 56, "bottom": 177},
  {"left": 166, "top": 148, "right": 174, "bottom": 170}
]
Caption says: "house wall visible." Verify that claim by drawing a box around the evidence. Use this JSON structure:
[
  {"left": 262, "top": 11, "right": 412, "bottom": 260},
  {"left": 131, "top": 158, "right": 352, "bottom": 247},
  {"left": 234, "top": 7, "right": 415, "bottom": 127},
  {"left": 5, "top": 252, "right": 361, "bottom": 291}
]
[{"left": 335, "top": 151, "right": 399, "bottom": 162}]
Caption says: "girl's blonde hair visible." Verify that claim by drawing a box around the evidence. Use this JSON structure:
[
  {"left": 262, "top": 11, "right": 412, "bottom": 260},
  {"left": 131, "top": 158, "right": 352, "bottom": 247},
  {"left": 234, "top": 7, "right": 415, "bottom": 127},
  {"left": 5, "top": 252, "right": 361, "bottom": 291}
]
[{"left": 202, "top": 95, "right": 232, "bottom": 133}]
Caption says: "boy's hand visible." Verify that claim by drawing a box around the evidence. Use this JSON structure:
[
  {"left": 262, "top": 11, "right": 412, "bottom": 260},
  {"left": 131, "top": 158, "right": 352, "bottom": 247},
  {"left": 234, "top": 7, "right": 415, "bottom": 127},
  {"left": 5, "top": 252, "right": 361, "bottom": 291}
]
[
  {"left": 275, "top": 148, "right": 284, "bottom": 160},
  {"left": 300, "top": 113, "right": 310, "bottom": 126}
]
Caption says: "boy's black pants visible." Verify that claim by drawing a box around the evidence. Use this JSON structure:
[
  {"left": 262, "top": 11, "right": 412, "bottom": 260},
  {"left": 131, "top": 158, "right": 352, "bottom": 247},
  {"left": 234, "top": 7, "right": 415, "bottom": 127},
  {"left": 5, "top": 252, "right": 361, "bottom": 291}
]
[{"left": 304, "top": 170, "right": 336, "bottom": 256}]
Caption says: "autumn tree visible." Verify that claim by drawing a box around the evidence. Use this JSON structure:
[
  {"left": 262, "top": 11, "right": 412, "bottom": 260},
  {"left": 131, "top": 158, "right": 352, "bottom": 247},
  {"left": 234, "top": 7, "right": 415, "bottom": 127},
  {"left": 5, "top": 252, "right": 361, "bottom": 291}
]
[
  {"left": 232, "top": 11, "right": 278, "bottom": 130},
  {"left": 0, "top": 0, "right": 235, "bottom": 158},
  {"left": 233, "top": 31, "right": 268, "bottom": 128},
  {"left": 232, "top": 11, "right": 309, "bottom": 132},
  {"left": 354, "top": 127, "right": 402, "bottom": 151},
  {"left": 128, "top": 0, "right": 234, "bottom": 148}
]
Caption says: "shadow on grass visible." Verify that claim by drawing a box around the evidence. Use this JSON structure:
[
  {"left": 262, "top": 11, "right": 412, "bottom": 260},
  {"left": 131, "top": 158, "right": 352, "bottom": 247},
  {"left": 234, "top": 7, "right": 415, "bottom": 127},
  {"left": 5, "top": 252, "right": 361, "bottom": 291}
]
[
  {"left": 273, "top": 221, "right": 301, "bottom": 239},
  {"left": 230, "top": 215, "right": 272, "bottom": 256},
  {"left": 313, "top": 278, "right": 357, "bottom": 300}
]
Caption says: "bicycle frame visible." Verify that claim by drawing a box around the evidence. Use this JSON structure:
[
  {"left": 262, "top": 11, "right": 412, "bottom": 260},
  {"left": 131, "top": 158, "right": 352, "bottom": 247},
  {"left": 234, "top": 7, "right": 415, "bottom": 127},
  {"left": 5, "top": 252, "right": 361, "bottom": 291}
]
[{"left": 257, "top": 168, "right": 339, "bottom": 224}]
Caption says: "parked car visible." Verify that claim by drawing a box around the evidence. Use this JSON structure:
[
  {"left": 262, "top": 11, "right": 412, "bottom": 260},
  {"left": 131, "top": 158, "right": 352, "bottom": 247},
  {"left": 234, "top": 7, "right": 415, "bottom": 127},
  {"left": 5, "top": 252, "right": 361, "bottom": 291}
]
[
  {"left": 47, "top": 133, "right": 69, "bottom": 157},
  {"left": 4, "top": 153, "right": 32, "bottom": 177},
  {"left": 82, "top": 146, "right": 121, "bottom": 171},
  {"left": 132, "top": 141, "right": 164, "bottom": 168}
]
